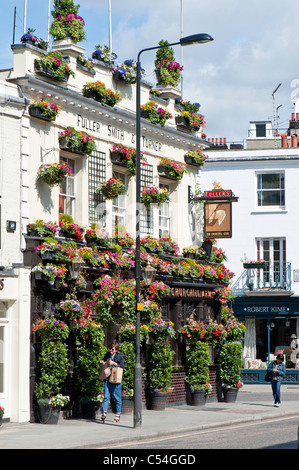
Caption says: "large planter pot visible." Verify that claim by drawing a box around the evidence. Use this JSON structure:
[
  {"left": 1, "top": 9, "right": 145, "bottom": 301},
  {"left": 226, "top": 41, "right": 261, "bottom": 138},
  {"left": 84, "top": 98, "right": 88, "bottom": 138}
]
[
  {"left": 38, "top": 404, "right": 61, "bottom": 424},
  {"left": 223, "top": 388, "right": 238, "bottom": 403},
  {"left": 29, "top": 106, "right": 51, "bottom": 122},
  {"left": 121, "top": 396, "right": 134, "bottom": 414},
  {"left": 81, "top": 401, "right": 101, "bottom": 419},
  {"left": 191, "top": 390, "right": 207, "bottom": 406},
  {"left": 157, "top": 165, "right": 179, "bottom": 181},
  {"left": 147, "top": 391, "right": 168, "bottom": 411}
]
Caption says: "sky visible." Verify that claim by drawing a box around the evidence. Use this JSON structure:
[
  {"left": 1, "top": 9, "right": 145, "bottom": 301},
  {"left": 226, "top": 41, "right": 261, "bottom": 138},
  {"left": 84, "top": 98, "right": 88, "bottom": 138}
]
[{"left": 1, "top": 0, "right": 299, "bottom": 142}]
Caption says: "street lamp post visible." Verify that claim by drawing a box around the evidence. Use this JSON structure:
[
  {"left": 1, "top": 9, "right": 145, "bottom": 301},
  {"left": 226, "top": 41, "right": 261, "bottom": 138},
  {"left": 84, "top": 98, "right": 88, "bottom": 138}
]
[{"left": 134, "top": 33, "right": 214, "bottom": 428}]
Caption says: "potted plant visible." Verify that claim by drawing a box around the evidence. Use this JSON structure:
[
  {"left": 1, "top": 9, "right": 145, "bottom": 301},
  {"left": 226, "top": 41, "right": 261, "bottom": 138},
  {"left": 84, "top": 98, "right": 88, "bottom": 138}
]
[
  {"left": 97, "top": 177, "right": 126, "bottom": 200},
  {"left": 32, "top": 317, "right": 70, "bottom": 423},
  {"left": 32, "top": 263, "right": 68, "bottom": 288},
  {"left": 118, "top": 341, "right": 135, "bottom": 413},
  {"left": 77, "top": 55, "right": 95, "bottom": 72},
  {"left": 50, "top": 0, "right": 86, "bottom": 43},
  {"left": 146, "top": 320, "right": 176, "bottom": 410},
  {"left": 37, "top": 161, "right": 72, "bottom": 187},
  {"left": 219, "top": 342, "right": 243, "bottom": 402},
  {"left": 59, "top": 127, "right": 96, "bottom": 154},
  {"left": 159, "top": 235, "right": 179, "bottom": 256},
  {"left": 182, "top": 246, "right": 201, "bottom": 260},
  {"left": 74, "top": 318, "right": 106, "bottom": 419},
  {"left": 243, "top": 259, "right": 268, "bottom": 269},
  {"left": 59, "top": 214, "right": 84, "bottom": 240},
  {"left": 113, "top": 60, "right": 144, "bottom": 84},
  {"left": 184, "top": 150, "right": 208, "bottom": 167},
  {"left": 140, "top": 236, "right": 163, "bottom": 254},
  {"left": 29, "top": 99, "right": 61, "bottom": 121},
  {"left": 185, "top": 341, "right": 211, "bottom": 406},
  {"left": 158, "top": 158, "right": 187, "bottom": 180},
  {"left": 140, "top": 101, "right": 172, "bottom": 126},
  {"left": 175, "top": 97, "right": 201, "bottom": 113},
  {"left": 110, "top": 143, "right": 147, "bottom": 176},
  {"left": 141, "top": 186, "right": 170, "bottom": 208},
  {"left": 34, "top": 51, "right": 75, "bottom": 82},
  {"left": 175, "top": 110, "right": 205, "bottom": 132},
  {"left": 92, "top": 44, "right": 117, "bottom": 64},
  {"left": 82, "top": 80, "right": 122, "bottom": 107},
  {"left": 155, "top": 40, "right": 183, "bottom": 87},
  {"left": 20, "top": 28, "right": 48, "bottom": 50},
  {"left": 84, "top": 224, "right": 110, "bottom": 248}
]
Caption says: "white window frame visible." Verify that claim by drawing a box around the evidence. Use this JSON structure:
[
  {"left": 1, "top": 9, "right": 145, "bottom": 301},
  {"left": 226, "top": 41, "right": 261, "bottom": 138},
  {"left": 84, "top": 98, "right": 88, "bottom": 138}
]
[
  {"left": 112, "top": 170, "right": 127, "bottom": 230},
  {"left": 256, "top": 171, "right": 285, "bottom": 210},
  {"left": 257, "top": 238, "right": 286, "bottom": 287},
  {"left": 59, "top": 156, "right": 76, "bottom": 218},
  {"left": 159, "top": 183, "right": 171, "bottom": 237}
]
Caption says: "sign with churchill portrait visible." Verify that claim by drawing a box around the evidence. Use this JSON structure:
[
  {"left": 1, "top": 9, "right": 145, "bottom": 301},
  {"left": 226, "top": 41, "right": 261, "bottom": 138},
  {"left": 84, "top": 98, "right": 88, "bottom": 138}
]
[{"left": 204, "top": 201, "right": 232, "bottom": 238}]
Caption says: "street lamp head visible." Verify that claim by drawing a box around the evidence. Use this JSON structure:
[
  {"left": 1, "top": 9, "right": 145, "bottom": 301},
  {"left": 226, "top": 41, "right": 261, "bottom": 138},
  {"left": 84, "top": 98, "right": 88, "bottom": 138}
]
[{"left": 180, "top": 33, "right": 214, "bottom": 46}]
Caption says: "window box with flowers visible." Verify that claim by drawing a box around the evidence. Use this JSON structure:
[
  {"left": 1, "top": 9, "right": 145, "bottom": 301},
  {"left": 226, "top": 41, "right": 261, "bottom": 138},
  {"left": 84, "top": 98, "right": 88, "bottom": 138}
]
[
  {"left": 97, "top": 178, "right": 126, "bottom": 200},
  {"left": 182, "top": 246, "right": 201, "bottom": 260},
  {"left": 84, "top": 225, "right": 110, "bottom": 248},
  {"left": 59, "top": 214, "right": 84, "bottom": 240},
  {"left": 175, "top": 111, "right": 205, "bottom": 133},
  {"left": 82, "top": 81, "right": 122, "bottom": 107},
  {"left": 20, "top": 28, "right": 48, "bottom": 50},
  {"left": 184, "top": 150, "right": 208, "bottom": 167},
  {"left": 158, "top": 158, "right": 187, "bottom": 181},
  {"left": 29, "top": 99, "right": 61, "bottom": 121},
  {"left": 32, "top": 263, "right": 68, "bottom": 288},
  {"left": 140, "top": 101, "right": 172, "bottom": 127},
  {"left": 92, "top": 44, "right": 117, "bottom": 65},
  {"left": 141, "top": 186, "right": 170, "bottom": 208},
  {"left": 34, "top": 52, "right": 75, "bottom": 82},
  {"left": 140, "top": 236, "right": 163, "bottom": 254},
  {"left": 77, "top": 55, "right": 95, "bottom": 74},
  {"left": 59, "top": 127, "right": 96, "bottom": 154},
  {"left": 243, "top": 260, "right": 267, "bottom": 269},
  {"left": 113, "top": 60, "right": 144, "bottom": 84},
  {"left": 159, "top": 235, "right": 179, "bottom": 256},
  {"left": 110, "top": 144, "right": 147, "bottom": 176},
  {"left": 27, "top": 220, "right": 60, "bottom": 238},
  {"left": 37, "top": 161, "right": 72, "bottom": 187}
]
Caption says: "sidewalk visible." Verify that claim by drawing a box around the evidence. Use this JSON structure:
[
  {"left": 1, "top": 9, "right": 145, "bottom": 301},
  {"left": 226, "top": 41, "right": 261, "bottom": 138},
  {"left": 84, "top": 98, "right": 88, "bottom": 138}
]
[{"left": 1, "top": 384, "right": 299, "bottom": 449}]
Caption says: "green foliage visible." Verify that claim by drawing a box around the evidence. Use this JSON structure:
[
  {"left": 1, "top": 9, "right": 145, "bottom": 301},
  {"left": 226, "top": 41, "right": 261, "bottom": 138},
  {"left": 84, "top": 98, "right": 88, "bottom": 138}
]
[
  {"left": 52, "top": 0, "right": 80, "bottom": 17},
  {"left": 185, "top": 341, "right": 210, "bottom": 388},
  {"left": 219, "top": 342, "right": 243, "bottom": 387},
  {"left": 35, "top": 340, "right": 69, "bottom": 399},
  {"left": 154, "top": 40, "right": 175, "bottom": 67},
  {"left": 119, "top": 341, "right": 135, "bottom": 392},
  {"left": 74, "top": 319, "right": 106, "bottom": 398},
  {"left": 146, "top": 342, "right": 175, "bottom": 391}
]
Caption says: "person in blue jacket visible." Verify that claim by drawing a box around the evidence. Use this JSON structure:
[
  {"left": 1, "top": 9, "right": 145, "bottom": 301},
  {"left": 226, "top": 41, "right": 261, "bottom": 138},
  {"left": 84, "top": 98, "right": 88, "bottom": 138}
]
[
  {"left": 100, "top": 342, "right": 124, "bottom": 423},
  {"left": 267, "top": 353, "right": 286, "bottom": 407}
]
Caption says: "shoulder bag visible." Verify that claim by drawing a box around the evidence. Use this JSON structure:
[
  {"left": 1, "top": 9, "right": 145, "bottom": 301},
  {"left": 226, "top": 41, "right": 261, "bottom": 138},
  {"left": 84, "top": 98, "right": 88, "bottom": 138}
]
[
  {"left": 264, "top": 370, "right": 271, "bottom": 382},
  {"left": 99, "top": 361, "right": 111, "bottom": 380}
]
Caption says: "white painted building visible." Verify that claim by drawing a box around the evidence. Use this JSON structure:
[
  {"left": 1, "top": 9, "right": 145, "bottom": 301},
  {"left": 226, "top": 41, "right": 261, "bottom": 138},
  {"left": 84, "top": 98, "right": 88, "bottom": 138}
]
[
  {"left": 0, "top": 37, "right": 212, "bottom": 421},
  {"left": 201, "top": 121, "right": 299, "bottom": 382}
]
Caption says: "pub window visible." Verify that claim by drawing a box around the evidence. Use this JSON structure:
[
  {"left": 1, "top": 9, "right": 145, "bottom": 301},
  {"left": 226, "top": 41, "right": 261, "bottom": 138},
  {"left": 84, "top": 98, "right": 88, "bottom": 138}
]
[
  {"left": 59, "top": 156, "right": 76, "bottom": 218},
  {"left": 112, "top": 170, "right": 126, "bottom": 230},
  {"left": 256, "top": 123, "right": 266, "bottom": 137},
  {"left": 159, "top": 183, "right": 170, "bottom": 236},
  {"left": 88, "top": 151, "right": 106, "bottom": 225},
  {"left": 257, "top": 172, "right": 285, "bottom": 207}
]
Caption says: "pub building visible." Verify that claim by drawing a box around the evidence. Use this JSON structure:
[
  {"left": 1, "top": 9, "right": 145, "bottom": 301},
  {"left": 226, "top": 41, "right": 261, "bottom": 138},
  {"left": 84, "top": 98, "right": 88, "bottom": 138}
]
[{"left": 0, "top": 33, "right": 233, "bottom": 422}]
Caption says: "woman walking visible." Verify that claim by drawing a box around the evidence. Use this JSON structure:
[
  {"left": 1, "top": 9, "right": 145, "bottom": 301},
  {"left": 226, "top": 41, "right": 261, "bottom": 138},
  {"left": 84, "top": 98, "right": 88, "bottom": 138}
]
[
  {"left": 100, "top": 342, "right": 124, "bottom": 423},
  {"left": 267, "top": 353, "right": 286, "bottom": 407}
]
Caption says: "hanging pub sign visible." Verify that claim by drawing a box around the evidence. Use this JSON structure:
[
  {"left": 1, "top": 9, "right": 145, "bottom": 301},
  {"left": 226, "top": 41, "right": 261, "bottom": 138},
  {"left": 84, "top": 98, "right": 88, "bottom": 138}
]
[{"left": 188, "top": 186, "right": 238, "bottom": 239}]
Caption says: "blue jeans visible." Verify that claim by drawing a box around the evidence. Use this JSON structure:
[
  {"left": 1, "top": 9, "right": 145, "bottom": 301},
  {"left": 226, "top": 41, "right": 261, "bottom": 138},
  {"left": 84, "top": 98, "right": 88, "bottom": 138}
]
[
  {"left": 101, "top": 379, "right": 122, "bottom": 414},
  {"left": 271, "top": 379, "right": 282, "bottom": 404}
]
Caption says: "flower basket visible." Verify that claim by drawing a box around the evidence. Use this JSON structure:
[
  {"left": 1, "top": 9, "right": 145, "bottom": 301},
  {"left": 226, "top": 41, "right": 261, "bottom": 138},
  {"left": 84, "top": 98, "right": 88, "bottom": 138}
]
[
  {"left": 140, "top": 101, "right": 172, "bottom": 127},
  {"left": 141, "top": 186, "right": 170, "bottom": 208},
  {"left": 222, "top": 387, "right": 239, "bottom": 403},
  {"left": 50, "top": 13, "right": 86, "bottom": 43},
  {"left": 191, "top": 389, "right": 207, "bottom": 406},
  {"left": 37, "top": 403, "right": 61, "bottom": 424},
  {"left": 158, "top": 158, "right": 187, "bottom": 181},
  {"left": 110, "top": 144, "right": 146, "bottom": 176},
  {"left": 243, "top": 262, "right": 267, "bottom": 269},
  {"left": 59, "top": 128, "right": 96, "bottom": 155},
  {"left": 97, "top": 178, "right": 126, "bottom": 200},
  {"left": 29, "top": 106, "right": 51, "bottom": 121},
  {"left": 147, "top": 390, "right": 168, "bottom": 411},
  {"left": 82, "top": 81, "right": 122, "bottom": 107},
  {"left": 184, "top": 150, "right": 208, "bottom": 167},
  {"left": 112, "top": 60, "right": 143, "bottom": 84},
  {"left": 92, "top": 45, "right": 117, "bottom": 65},
  {"left": 29, "top": 99, "right": 60, "bottom": 122},
  {"left": 34, "top": 54, "right": 74, "bottom": 82},
  {"left": 37, "top": 161, "right": 72, "bottom": 187}
]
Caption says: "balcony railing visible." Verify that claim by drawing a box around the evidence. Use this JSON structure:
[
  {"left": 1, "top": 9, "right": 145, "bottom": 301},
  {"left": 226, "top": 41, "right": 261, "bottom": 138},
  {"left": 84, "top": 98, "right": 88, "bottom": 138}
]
[{"left": 232, "top": 262, "right": 292, "bottom": 296}]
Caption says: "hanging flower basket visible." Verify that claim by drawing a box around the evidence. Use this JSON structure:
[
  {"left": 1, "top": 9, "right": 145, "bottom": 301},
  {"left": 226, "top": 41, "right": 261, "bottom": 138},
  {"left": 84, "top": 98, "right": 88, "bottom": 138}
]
[
  {"left": 37, "top": 161, "right": 72, "bottom": 187},
  {"left": 141, "top": 186, "right": 170, "bottom": 208},
  {"left": 112, "top": 60, "right": 144, "bottom": 84},
  {"left": 175, "top": 113, "right": 204, "bottom": 132},
  {"left": 140, "top": 101, "right": 172, "bottom": 126},
  {"left": 96, "top": 178, "right": 126, "bottom": 200},
  {"left": 59, "top": 128, "right": 96, "bottom": 154},
  {"left": 92, "top": 45, "right": 117, "bottom": 65},
  {"left": 34, "top": 54, "right": 74, "bottom": 82}
]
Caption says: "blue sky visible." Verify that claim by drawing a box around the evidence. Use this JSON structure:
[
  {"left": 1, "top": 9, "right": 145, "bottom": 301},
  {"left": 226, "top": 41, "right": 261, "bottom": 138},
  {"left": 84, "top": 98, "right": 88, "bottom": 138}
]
[{"left": 1, "top": 0, "right": 299, "bottom": 142}]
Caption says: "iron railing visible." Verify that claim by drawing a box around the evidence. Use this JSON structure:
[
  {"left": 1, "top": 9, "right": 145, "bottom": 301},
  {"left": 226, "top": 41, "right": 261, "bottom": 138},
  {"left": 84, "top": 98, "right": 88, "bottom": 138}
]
[{"left": 232, "top": 262, "right": 292, "bottom": 296}]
